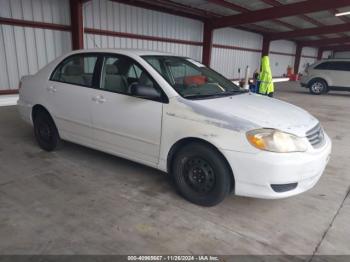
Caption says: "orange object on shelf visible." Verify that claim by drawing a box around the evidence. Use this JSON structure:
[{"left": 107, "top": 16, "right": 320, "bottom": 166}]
[
  {"left": 289, "top": 74, "right": 299, "bottom": 81},
  {"left": 287, "top": 66, "right": 293, "bottom": 77},
  {"left": 184, "top": 75, "right": 207, "bottom": 86}
]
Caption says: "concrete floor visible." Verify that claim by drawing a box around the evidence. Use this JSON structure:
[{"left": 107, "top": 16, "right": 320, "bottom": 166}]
[{"left": 0, "top": 82, "right": 349, "bottom": 256}]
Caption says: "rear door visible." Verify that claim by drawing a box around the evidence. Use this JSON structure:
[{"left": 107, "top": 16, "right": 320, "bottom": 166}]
[
  {"left": 89, "top": 54, "right": 164, "bottom": 166},
  {"left": 329, "top": 61, "right": 350, "bottom": 88},
  {"left": 47, "top": 53, "right": 100, "bottom": 144},
  {"left": 315, "top": 61, "right": 350, "bottom": 88}
]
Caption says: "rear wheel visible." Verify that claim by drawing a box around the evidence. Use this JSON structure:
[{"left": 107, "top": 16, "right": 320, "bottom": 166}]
[
  {"left": 309, "top": 79, "right": 327, "bottom": 95},
  {"left": 33, "top": 110, "right": 60, "bottom": 151},
  {"left": 172, "top": 143, "right": 232, "bottom": 206}
]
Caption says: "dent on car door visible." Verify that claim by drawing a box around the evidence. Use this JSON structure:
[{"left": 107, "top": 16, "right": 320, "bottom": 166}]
[
  {"left": 90, "top": 54, "right": 165, "bottom": 166},
  {"left": 48, "top": 53, "right": 99, "bottom": 143}
]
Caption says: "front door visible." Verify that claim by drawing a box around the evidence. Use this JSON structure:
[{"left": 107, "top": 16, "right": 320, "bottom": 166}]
[{"left": 90, "top": 55, "right": 164, "bottom": 166}]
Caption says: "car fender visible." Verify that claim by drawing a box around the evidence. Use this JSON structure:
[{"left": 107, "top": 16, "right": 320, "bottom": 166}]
[
  {"left": 307, "top": 73, "right": 332, "bottom": 87},
  {"left": 157, "top": 97, "right": 259, "bottom": 172}
]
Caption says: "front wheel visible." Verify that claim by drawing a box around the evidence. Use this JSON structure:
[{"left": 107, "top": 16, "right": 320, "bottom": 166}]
[
  {"left": 172, "top": 143, "right": 232, "bottom": 206},
  {"left": 309, "top": 79, "right": 327, "bottom": 95}
]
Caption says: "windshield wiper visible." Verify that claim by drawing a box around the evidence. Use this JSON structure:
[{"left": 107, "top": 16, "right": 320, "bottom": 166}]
[
  {"left": 183, "top": 93, "right": 222, "bottom": 99},
  {"left": 183, "top": 89, "right": 248, "bottom": 99},
  {"left": 223, "top": 89, "right": 248, "bottom": 94}
]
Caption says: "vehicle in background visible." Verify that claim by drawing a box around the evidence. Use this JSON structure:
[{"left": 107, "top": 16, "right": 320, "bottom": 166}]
[
  {"left": 18, "top": 49, "right": 332, "bottom": 206},
  {"left": 301, "top": 59, "right": 350, "bottom": 95}
]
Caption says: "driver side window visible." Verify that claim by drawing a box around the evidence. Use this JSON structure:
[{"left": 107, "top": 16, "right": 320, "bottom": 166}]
[
  {"left": 100, "top": 55, "right": 160, "bottom": 99},
  {"left": 127, "top": 64, "right": 142, "bottom": 79},
  {"left": 100, "top": 57, "right": 126, "bottom": 94}
]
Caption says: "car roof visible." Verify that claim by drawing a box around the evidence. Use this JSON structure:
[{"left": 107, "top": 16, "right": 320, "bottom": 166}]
[
  {"left": 319, "top": 58, "right": 350, "bottom": 62},
  {"left": 68, "top": 48, "right": 183, "bottom": 57}
]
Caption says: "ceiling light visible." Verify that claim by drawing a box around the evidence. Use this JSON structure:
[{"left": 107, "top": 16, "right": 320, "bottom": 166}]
[{"left": 335, "top": 11, "right": 350, "bottom": 17}]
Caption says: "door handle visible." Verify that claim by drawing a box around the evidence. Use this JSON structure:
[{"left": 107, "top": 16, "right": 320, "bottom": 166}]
[
  {"left": 46, "top": 86, "right": 57, "bottom": 93},
  {"left": 92, "top": 95, "right": 106, "bottom": 104}
]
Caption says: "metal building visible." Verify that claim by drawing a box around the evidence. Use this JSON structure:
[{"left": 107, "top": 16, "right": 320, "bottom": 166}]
[
  {"left": 1, "top": 0, "right": 350, "bottom": 94},
  {"left": 1, "top": 0, "right": 350, "bottom": 256}
]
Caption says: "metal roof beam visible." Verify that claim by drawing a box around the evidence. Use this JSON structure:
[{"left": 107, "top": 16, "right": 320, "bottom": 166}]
[
  {"left": 110, "top": 0, "right": 213, "bottom": 21},
  {"left": 300, "top": 36, "right": 350, "bottom": 47},
  {"left": 260, "top": 0, "right": 332, "bottom": 39},
  {"left": 211, "top": 0, "right": 350, "bottom": 29},
  {"left": 208, "top": 0, "right": 298, "bottom": 30},
  {"left": 207, "top": 0, "right": 249, "bottom": 13},
  {"left": 260, "top": 0, "right": 323, "bottom": 26},
  {"left": 268, "top": 23, "right": 350, "bottom": 40}
]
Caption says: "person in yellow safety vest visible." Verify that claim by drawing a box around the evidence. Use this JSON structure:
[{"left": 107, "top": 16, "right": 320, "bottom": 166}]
[{"left": 258, "top": 56, "right": 274, "bottom": 97}]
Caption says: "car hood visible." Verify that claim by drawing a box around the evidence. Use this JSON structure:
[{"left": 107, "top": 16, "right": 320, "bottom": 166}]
[{"left": 175, "top": 93, "right": 318, "bottom": 137}]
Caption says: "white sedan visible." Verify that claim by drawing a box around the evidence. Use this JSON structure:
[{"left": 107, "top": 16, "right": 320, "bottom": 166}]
[{"left": 18, "top": 49, "right": 332, "bottom": 206}]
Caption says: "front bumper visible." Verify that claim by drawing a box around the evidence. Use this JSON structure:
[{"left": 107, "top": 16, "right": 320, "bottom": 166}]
[
  {"left": 300, "top": 76, "right": 310, "bottom": 88},
  {"left": 222, "top": 133, "right": 332, "bottom": 199}
]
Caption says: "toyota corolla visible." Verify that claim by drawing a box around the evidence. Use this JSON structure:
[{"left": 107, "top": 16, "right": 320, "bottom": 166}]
[{"left": 18, "top": 49, "right": 332, "bottom": 206}]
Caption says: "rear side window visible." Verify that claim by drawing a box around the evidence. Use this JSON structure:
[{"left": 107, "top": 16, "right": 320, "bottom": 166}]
[
  {"left": 51, "top": 54, "right": 98, "bottom": 87},
  {"left": 315, "top": 61, "right": 350, "bottom": 71},
  {"left": 314, "top": 62, "right": 330, "bottom": 70}
]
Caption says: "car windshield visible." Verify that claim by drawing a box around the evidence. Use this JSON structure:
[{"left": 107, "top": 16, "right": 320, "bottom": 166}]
[{"left": 142, "top": 56, "right": 246, "bottom": 99}]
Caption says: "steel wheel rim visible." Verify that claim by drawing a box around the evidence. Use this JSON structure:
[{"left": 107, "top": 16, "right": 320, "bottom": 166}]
[
  {"left": 311, "top": 82, "right": 324, "bottom": 93},
  {"left": 183, "top": 157, "right": 216, "bottom": 193},
  {"left": 37, "top": 122, "right": 52, "bottom": 143}
]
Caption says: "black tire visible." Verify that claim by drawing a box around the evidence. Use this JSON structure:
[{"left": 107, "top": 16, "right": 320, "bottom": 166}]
[
  {"left": 172, "top": 143, "right": 232, "bottom": 206},
  {"left": 308, "top": 79, "right": 327, "bottom": 95},
  {"left": 33, "top": 110, "right": 60, "bottom": 151}
]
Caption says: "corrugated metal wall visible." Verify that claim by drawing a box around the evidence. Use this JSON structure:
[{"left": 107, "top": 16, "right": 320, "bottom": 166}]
[
  {"left": 299, "top": 47, "right": 317, "bottom": 73},
  {"left": 270, "top": 40, "right": 296, "bottom": 77},
  {"left": 0, "top": 0, "right": 71, "bottom": 91},
  {"left": 211, "top": 27, "right": 262, "bottom": 79},
  {"left": 1, "top": 0, "right": 325, "bottom": 91},
  {"left": 322, "top": 50, "right": 333, "bottom": 59},
  {"left": 0, "top": 0, "right": 70, "bottom": 23},
  {"left": 0, "top": 26, "right": 71, "bottom": 90},
  {"left": 83, "top": 0, "right": 203, "bottom": 61}
]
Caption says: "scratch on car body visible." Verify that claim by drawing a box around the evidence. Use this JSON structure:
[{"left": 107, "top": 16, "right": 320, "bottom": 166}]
[{"left": 166, "top": 97, "right": 258, "bottom": 132}]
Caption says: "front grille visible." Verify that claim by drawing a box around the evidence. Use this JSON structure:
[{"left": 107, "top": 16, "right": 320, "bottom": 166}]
[
  {"left": 306, "top": 123, "right": 325, "bottom": 148},
  {"left": 271, "top": 183, "right": 298, "bottom": 193}
]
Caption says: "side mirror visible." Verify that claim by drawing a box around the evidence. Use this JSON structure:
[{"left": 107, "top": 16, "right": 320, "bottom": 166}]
[{"left": 131, "top": 84, "right": 161, "bottom": 100}]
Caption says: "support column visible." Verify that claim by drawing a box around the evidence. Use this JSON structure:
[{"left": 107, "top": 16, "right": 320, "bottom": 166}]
[
  {"left": 317, "top": 48, "right": 324, "bottom": 60},
  {"left": 261, "top": 37, "right": 270, "bottom": 57},
  {"left": 70, "top": 0, "right": 84, "bottom": 50},
  {"left": 202, "top": 22, "right": 213, "bottom": 67},
  {"left": 294, "top": 44, "right": 302, "bottom": 74}
]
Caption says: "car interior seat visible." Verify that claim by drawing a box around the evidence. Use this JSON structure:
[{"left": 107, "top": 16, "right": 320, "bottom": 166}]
[
  {"left": 103, "top": 64, "right": 128, "bottom": 93},
  {"left": 61, "top": 64, "right": 85, "bottom": 86},
  {"left": 138, "top": 72, "right": 154, "bottom": 87}
]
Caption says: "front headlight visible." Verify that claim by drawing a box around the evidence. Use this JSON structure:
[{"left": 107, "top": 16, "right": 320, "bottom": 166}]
[{"left": 246, "top": 129, "right": 307, "bottom": 153}]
